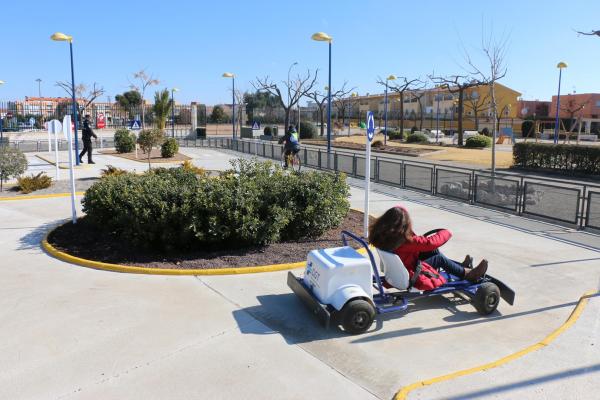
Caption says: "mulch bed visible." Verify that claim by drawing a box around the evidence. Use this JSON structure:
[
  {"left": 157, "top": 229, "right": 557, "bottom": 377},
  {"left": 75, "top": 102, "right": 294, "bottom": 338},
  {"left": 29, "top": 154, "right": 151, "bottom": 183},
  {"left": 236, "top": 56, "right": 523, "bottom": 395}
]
[
  {"left": 100, "top": 149, "right": 191, "bottom": 163},
  {"left": 0, "top": 177, "right": 99, "bottom": 198},
  {"left": 302, "top": 140, "right": 438, "bottom": 156},
  {"left": 48, "top": 210, "right": 375, "bottom": 269}
]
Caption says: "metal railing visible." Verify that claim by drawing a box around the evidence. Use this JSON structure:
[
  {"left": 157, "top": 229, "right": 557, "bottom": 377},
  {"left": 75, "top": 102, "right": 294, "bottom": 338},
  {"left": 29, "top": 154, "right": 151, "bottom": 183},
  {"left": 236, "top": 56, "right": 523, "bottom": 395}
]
[{"left": 190, "top": 137, "right": 600, "bottom": 231}]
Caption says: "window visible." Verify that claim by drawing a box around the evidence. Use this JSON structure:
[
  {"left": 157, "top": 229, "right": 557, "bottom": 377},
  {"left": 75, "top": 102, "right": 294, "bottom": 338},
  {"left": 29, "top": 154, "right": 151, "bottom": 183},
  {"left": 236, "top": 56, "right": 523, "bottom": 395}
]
[{"left": 595, "top": 100, "right": 600, "bottom": 107}]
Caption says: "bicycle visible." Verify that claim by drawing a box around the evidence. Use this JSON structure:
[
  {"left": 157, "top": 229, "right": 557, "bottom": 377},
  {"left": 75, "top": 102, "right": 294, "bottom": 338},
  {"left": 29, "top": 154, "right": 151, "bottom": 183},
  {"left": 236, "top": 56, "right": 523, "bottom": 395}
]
[{"left": 281, "top": 147, "right": 302, "bottom": 172}]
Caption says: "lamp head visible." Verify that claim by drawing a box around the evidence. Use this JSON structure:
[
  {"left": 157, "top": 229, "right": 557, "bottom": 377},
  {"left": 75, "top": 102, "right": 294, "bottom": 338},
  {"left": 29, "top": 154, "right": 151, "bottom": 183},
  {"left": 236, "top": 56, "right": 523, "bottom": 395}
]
[
  {"left": 51, "top": 32, "right": 72, "bottom": 42},
  {"left": 351, "top": 92, "right": 358, "bottom": 97},
  {"left": 0, "top": 80, "right": 4, "bottom": 85},
  {"left": 324, "top": 86, "right": 329, "bottom": 91},
  {"left": 387, "top": 74, "right": 397, "bottom": 81},
  {"left": 172, "top": 88, "right": 179, "bottom": 93},
  {"left": 222, "top": 72, "right": 235, "bottom": 78},
  {"left": 311, "top": 32, "right": 332, "bottom": 42},
  {"left": 557, "top": 61, "right": 568, "bottom": 69}
]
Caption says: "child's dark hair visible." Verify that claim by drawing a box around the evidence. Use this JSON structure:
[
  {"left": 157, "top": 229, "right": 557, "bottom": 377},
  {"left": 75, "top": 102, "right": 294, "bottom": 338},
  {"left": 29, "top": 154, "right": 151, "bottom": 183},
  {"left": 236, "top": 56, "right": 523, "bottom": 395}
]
[{"left": 368, "top": 207, "right": 413, "bottom": 251}]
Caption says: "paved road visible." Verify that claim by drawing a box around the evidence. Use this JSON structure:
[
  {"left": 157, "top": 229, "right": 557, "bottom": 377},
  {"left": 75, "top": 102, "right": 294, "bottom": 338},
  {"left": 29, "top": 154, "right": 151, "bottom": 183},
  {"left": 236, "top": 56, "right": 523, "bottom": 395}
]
[{"left": 1, "top": 149, "right": 599, "bottom": 399}]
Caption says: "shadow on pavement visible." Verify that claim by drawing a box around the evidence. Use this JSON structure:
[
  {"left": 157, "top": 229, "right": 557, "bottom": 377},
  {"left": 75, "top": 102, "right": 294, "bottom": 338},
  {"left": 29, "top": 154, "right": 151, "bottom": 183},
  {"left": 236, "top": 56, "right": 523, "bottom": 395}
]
[
  {"left": 440, "top": 363, "right": 600, "bottom": 400},
  {"left": 17, "top": 220, "right": 65, "bottom": 250}
]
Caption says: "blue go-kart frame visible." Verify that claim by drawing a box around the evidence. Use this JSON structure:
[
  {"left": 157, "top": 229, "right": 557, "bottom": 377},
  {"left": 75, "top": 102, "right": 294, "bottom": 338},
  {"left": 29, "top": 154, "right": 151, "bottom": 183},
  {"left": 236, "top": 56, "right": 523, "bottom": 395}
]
[{"left": 288, "top": 230, "right": 515, "bottom": 334}]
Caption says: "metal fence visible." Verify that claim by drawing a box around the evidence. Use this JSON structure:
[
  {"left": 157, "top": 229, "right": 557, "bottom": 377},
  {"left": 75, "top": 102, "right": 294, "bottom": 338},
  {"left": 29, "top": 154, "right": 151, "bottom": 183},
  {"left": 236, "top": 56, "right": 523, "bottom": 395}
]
[{"left": 189, "top": 137, "right": 600, "bottom": 231}]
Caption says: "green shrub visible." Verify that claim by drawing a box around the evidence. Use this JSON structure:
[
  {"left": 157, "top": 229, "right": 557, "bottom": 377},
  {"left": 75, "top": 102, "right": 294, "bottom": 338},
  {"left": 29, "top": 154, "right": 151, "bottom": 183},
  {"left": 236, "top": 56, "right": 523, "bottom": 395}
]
[
  {"left": 387, "top": 130, "right": 402, "bottom": 140},
  {"left": 299, "top": 121, "right": 317, "bottom": 139},
  {"left": 513, "top": 142, "right": 600, "bottom": 175},
  {"left": 480, "top": 127, "right": 490, "bottom": 137},
  {"left": 263, "top": 126, "right": 272, "bottom": 136},
  {"left": 406, "top": 133, "right": 429, "bottom": 143},
  {"left": 82, "top": 159, "right": 350, "bottom": 251},
  {"left": 161, "top": 137, "right": 179, "bottom": 158},
  {"left": 521, "top": 120, "right": 535, "bottom": 138},
  {"left": 17, "top": 172, "right": 52, "bottom": 194},
  {"left": 372, "top": 140, "right": 384, "bottom": 148},
  {"left": 181, "top": 160, "right": 207, "bottom": 176},
  {"left": 0, "top": 147, "right": 27, "bottom": 191},
  {"left": 114, "top": 129, "right": 136, "bottom": 153},
  {"left": 465, "top": 135, "right": 492, "bottom": 148},
  {"left": 101, "top": 165, "right": 128, "bottom": 177}
]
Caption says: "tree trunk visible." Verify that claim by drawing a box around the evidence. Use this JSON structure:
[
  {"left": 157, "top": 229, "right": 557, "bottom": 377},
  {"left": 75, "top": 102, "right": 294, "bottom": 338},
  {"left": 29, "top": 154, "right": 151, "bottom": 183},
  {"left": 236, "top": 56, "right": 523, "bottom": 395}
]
[
  {"left": 283, "top": 106, "right": 290, "bottom": 137},
  {"left": 457, "top": 89, "right": 465, "bottom": 146},
  {"left": 490, "top": 81, "right": 498, "bottom": 175},
  {"left": 399, "top": 92, "right": 405, "bottom": 139},
  {"left": 474, "top": 112, "right": 479, "bottom": 131},
  {"left": 418, "top": 101, "right": 424, "bottom": 130},
  {"left": 319, "top": 106, "right": 325, "bottom": 137},
  {"left": 141, "top": 98, "right": 145, "bottom": 128}
]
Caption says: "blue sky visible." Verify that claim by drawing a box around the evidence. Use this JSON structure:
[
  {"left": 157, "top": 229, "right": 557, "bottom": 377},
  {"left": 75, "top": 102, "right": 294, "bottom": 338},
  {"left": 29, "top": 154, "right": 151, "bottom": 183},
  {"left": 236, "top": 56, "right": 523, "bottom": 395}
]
[{"left": 2, "top": 0, "right": 599, "bottom": 105}]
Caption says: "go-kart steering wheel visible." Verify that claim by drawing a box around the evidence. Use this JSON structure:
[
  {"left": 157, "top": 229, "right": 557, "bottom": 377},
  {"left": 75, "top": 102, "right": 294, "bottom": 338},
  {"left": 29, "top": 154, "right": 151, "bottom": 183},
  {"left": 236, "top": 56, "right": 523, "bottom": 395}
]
[{"left": 422, "top": 228, "right": 444, "bottom": 237}]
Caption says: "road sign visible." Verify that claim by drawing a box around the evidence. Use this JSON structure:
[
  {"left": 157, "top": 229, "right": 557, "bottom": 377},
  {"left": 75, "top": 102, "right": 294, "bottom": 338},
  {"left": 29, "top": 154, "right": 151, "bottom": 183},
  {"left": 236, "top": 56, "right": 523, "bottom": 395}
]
[
  {"left": 97, "top": 113, "right": 106, "bottom": 129},
  {"left": 252, "top": 121, "right": 260, "bottom": 130},
  {"left": 130, "top": 120, "right": 141, "bottom": 130},
  {"left": 29, "top": 117, "right": 35, "bottom": 127},
  {"left": 366, "top": 111, "right": 375, "bottom": 142}
]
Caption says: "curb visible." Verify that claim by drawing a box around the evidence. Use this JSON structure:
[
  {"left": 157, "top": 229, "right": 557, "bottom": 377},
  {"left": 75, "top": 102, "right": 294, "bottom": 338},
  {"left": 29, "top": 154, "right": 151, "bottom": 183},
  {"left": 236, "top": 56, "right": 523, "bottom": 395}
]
[
  {"left": 0, "top": 192, "right": 85, "bottom": 201},
  {"left": 41, "top": 230, "right": 307, "bottom": 276},
  {"left": 394, "top": 289, "right": 598, "bottom": 400}
]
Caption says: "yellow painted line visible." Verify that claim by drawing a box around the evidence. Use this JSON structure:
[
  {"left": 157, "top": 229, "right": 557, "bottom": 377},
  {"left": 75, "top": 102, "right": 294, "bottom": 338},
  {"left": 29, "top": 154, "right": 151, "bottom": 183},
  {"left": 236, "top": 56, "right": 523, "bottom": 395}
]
[
  {"left": 394, "top": 289, "right": 598, "bottom": 400},
  {"left": 0, "top": 192, "right": 85, "bottom": 201},
  {"left": 36, "top": 154, "right": 89, "bottom": 169}
]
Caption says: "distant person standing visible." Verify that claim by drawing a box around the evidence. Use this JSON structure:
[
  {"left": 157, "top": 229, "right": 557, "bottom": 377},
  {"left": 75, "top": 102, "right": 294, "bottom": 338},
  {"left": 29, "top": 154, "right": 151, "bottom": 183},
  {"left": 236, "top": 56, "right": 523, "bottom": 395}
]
[{"left": 79, "top": 115, "right": 97, "bottom": 164}]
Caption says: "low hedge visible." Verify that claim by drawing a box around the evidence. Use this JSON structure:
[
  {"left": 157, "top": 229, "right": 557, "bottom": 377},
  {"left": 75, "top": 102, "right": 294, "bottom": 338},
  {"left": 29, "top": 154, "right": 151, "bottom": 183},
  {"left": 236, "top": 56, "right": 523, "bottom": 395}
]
[
  {"left": 406, "top": 132, "right": 429, "bottom": 143},
  {"left": 299, "top": 121, "right": 317, "bottom": 139},
  {"left": 82, "top": 159, "right": 350, "bottom": 251},
  {"left": 465, "top": 135, "right": 492, "bottom": 148},
  {"left": 513, "top": 142, "right": 600, "bottom": 175}
]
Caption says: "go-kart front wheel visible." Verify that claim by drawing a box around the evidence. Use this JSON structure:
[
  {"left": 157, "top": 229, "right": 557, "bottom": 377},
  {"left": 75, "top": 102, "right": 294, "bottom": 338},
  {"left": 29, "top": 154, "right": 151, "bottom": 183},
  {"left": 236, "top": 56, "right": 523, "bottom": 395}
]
[
  {"left": 473, "top": 282, "right": 500, "bottom": 315},
  {"left": 340, "top": 299, "right": 375, "bottom": 334}
]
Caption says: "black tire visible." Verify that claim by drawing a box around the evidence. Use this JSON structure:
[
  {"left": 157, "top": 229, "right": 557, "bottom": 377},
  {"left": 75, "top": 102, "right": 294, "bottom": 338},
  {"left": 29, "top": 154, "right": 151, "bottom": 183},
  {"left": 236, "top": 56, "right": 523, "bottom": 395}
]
[
  {"left": 340, "top": 299, "right": 375, "bottom": 334},
  {"left": 473, "top": 282, "right": 500, "bottom": 315}
]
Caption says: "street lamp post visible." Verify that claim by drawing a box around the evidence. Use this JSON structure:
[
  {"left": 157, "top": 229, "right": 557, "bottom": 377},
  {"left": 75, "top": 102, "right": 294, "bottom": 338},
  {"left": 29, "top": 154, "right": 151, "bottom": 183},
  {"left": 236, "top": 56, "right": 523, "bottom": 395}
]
[
  {"left": 435, "top": 90, "right": 441, "bottom": 143},
  {"left": 554, "top": 61, "right": 568, "bottom": 144},
  {"left": 171, "top": 88, "right": 179, "bottom": 137},
  {"left": 312, "top": 32, "right": 333, "bottom": 166},
  {"left": 0, "top": 80, "right": 4, "bottom": 142},
  {"left": 51, "top": 32, "right": 80, "bottom": 165},
  {"left": 383, "top": 75, "right": 396, "bottom": 145},
  {"left": 222, "top": 73, "right": 236, "bottom": 139}
]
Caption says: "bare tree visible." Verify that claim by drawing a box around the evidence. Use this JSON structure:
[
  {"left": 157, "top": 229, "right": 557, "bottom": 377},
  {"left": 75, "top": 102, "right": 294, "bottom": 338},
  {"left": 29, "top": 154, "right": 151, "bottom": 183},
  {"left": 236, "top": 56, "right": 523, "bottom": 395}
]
[
  {"left": 409, "top": 89, "right": 428, "bottom": 130},
  {"left": 575, "top": 29, "right": 600, "bottom": 37},
  {"left": 463, "top": 89, "right": 490, "bottom": 131},
  {"left": 379, "top": 77, "right": 424, "bottom": 137},
  {"left": 560, "top": 95, "right": 588, "bottom": 143},
  {"left": 307, "top": 83, "right": 352, "bottom": 137},
  {"left": 55, "top": 81, "right": 105, "bottom": 119},
  {"left": 252, "top": 66, "right": 318, "bottom": 134},
  {"left": 129, "top": 69, "right": 160, "bottom": 128},
  {"left": 430, "top": 74, "right": 485, "bottom": 145},
  {"left": 465, "top": 28, "right": 509, "bottom": 174}
]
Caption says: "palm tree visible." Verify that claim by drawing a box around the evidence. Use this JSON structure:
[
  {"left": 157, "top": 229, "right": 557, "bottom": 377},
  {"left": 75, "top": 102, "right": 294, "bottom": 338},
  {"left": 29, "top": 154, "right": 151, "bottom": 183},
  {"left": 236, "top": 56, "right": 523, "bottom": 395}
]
[{"left": 153, "top": 89, "right": 172, "bottom": 130}]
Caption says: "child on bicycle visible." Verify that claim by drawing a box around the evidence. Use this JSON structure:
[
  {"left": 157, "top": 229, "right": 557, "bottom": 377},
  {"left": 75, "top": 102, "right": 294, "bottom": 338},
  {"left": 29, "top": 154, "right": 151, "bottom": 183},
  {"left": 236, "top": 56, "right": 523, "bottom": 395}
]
[{"left": 279, "top": 125, "right": 301, "bottom": 169}]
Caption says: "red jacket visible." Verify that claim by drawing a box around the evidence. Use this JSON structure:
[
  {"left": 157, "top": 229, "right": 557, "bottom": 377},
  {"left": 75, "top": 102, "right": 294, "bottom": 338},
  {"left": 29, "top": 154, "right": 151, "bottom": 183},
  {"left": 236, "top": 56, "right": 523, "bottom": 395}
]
[{"left": 394, "top": 229, "right": 452, "bottom": 290}]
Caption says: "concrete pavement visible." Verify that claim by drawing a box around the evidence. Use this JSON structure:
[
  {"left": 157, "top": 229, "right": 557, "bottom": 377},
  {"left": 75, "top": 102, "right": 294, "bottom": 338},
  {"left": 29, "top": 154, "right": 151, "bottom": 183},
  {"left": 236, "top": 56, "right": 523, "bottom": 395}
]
[{"left": 1, "top": 148, "right": 599, "bottom": 399}]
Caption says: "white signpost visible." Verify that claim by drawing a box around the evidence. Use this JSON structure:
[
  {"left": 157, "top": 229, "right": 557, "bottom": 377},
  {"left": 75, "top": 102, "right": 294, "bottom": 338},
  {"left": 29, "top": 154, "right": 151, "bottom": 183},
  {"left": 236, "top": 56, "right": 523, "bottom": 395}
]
[
  {"left": 62, "top": 115, "right": 77, "bottom": 224},
  {"left": 47, "top": 120, "right": 62, "bottom": 180},
  {"left": 364, "top": 111, "right": 375, "bottom": 238}
]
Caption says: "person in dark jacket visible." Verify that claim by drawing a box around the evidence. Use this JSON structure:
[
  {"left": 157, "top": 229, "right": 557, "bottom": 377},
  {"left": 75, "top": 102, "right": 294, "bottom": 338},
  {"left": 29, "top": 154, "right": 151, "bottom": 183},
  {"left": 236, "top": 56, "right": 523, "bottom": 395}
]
[
  {"left": 79, "top": 115, "right": 97, "bottom": 164},
  {"left": 368, "top": 205, "right": 488, "bottom": 290},
  {"left": 278, "top": 125, "right": 300, "bottom": 168}
]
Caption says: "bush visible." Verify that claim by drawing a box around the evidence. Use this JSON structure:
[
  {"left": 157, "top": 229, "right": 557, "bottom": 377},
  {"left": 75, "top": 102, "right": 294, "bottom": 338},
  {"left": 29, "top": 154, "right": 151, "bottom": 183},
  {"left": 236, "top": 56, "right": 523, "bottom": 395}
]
[
  {"left": 372, "top": 140, "right": 384, "bottom": 148},
  {"left": 513, "top": 142, "right": 600, "bottom": 175},
  {"left": 137, "top": 128, "right": 165, "bottom": 169},
  {"left": 101, "top": 165, "right": 128, "bottom": 177},
  {"left": 0, "top": 147, "right": 27, "bottom": 191},
  {"left": 406, "top": 133, "right": 429, "bottom": 143},
  {"left": 387, "top": 130, "right": 402, "bottom": 140},
  {"left": 17, "top": 172, "right": 52, "bottom": 194},
  {"left": 181, "top": 160, "right": 207, "bottom": 176},
  {"left": 114, "top": 129, "right": 136, "bottom": 153},
  {"left": 161, "top": 137, "right": 179, "bottom": 158},
  {"left": 298, "top": 121, "right": 317, "bottom": 139},
  {"left": 82, "top": 159, "right": 350, "bottom": 251},
  {"left": 263, "top": 126, "right": 272, "bottom": 136},
  {"left": 410, "top": 126, "right": 418, "bottom": 134},
  {"left": 480, "top": 127, "right": 490, "bottom": 137},
  {"left": 465, "top": 135, "right": 492, "bottom": 148}
]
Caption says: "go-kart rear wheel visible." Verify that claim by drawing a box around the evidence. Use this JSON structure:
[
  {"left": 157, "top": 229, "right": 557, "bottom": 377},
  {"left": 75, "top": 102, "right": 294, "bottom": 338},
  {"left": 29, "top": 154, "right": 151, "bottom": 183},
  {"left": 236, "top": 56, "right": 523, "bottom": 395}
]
[
  {"left": 340, "top": 299, "right": 375, "bottom": 334},
  {"left": 473, "top": 282, "right": 500, "bottom": 315}
]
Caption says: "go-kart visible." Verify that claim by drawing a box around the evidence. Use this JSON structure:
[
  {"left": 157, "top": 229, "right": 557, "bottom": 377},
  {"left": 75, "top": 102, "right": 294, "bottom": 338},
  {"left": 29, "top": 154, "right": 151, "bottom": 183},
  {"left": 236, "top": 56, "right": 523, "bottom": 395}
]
[{"left": 287, "top": 230, "right": 515, "bottom": 334}]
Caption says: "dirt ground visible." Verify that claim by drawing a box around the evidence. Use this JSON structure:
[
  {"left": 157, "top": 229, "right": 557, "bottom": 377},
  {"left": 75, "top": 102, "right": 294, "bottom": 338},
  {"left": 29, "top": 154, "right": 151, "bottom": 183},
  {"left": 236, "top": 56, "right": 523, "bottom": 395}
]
[
  {"left": 99, "top": 149, "right": 191, "bottom": 163},
  {"left": 48, "top": 210, "right": 374, "bottom": 269},
  {"left": 334, "top": 134, "right": 514, "bottom": 168}
]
